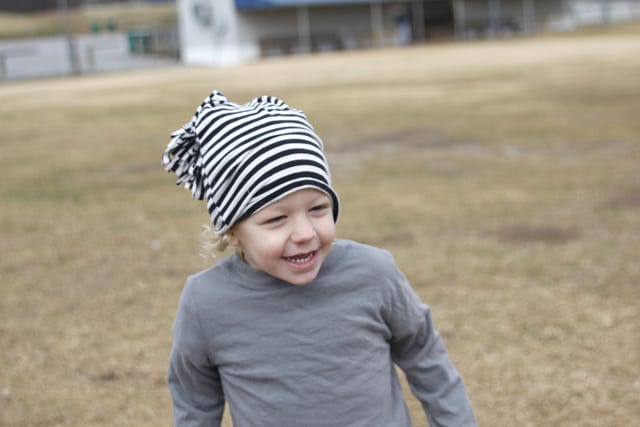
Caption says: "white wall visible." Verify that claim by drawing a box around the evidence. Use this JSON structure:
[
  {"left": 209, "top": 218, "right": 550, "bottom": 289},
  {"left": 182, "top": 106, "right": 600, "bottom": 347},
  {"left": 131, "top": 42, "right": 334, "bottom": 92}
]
[
  {"left": 179, "top": 0, "right": 258, "bottom": 66},
  {"left": 570, "top": 0, "right": 640, "bottom": 26}
]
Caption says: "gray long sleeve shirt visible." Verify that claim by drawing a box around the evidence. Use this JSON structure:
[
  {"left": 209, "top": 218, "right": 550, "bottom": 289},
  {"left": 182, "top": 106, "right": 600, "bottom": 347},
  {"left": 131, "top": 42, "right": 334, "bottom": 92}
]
[{"left": 168, "top": 239, "right": 477, "bottom": 426}]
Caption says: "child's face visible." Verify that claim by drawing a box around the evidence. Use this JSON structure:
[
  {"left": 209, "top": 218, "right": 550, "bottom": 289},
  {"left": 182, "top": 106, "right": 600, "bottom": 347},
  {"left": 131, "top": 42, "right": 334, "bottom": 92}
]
[{"left": 229, "top": 188, "right": 336, "bottom": 286}]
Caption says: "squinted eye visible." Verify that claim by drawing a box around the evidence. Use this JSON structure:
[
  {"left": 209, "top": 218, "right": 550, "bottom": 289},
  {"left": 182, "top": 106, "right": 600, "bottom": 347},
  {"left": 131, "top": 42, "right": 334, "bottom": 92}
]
[
  {"left": 311, "top": 203, "right": 330, "bottom": 212},
  {"left": 264, "top": 215, "right": 286, "bottom": 224}
]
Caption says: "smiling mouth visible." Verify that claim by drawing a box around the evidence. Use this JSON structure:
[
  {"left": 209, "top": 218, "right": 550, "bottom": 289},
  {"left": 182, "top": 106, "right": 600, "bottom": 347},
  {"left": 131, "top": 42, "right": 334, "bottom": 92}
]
[{"left": 284, "top": 251, "right": 316, "bottom": 264}]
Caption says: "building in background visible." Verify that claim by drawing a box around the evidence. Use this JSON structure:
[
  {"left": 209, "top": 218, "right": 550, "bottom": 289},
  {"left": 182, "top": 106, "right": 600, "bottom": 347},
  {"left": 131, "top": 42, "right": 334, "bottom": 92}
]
[
  {"left": 0, "top": 0, "right": 138, "bottom": 13},
  {"left": 179, "top": 0, "right": 640, "bottom": 66},
  {"left": 179, "top": 0, "right": 453, "bottom": 66},
  {"left": 453, "top": 0, "right": 640, "bottom": 38},
  {"left": 2, "top": 0, "right": 638, "bottom": 77}
]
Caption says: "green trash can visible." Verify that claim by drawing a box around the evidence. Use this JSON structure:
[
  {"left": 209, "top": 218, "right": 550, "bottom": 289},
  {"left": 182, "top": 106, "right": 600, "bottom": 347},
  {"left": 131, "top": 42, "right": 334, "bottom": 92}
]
[
  {"left": 106, "top": 19, "right": 117, "bottom": 32},
  {"left": 127, "top": 29, "right": 152, "bottom": 54},
  {"left": 90, "top": 21, "right": 101, "bottom": 34}
]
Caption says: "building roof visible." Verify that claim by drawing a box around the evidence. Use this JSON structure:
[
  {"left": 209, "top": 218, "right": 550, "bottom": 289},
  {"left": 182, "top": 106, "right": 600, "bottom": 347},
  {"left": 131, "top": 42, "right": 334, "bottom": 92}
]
[{"left": 235, "top": 0, "right": 382, "bottom": 10}]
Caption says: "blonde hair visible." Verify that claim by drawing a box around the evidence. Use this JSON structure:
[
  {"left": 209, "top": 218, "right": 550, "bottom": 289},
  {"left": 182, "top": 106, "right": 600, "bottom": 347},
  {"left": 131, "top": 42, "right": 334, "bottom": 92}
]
[{"left": 199, "top": 224, "right": 231, "bottom": 261}]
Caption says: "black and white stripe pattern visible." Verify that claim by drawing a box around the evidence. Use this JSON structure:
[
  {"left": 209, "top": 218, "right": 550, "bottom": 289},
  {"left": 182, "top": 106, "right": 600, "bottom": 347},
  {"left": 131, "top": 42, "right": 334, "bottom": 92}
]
[{"left": 163, "top": 90, "right": 339, "bottom": 235}]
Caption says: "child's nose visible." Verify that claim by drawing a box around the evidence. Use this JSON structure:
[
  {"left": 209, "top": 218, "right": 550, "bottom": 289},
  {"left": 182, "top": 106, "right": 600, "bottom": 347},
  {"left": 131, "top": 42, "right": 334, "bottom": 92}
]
[{"left": 291, "top": 216, "right": 315, "bottom": 242}]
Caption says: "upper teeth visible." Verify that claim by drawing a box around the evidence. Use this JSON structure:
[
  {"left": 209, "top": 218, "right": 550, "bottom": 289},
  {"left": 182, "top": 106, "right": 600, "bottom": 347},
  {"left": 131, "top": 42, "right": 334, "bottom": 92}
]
[{"left": 288, "top": 253, "right": 313, "bottom": 263}]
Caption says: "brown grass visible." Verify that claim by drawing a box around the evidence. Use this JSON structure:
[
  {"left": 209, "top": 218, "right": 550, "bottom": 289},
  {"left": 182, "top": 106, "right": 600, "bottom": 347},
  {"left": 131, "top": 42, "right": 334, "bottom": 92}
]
[{"left": 1, "top": 27, "right": 640, "bottom": 426}]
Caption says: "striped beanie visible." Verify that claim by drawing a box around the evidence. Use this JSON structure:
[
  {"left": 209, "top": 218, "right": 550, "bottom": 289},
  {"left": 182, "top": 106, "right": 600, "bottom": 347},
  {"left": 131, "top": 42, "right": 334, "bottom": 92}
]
[{"left": 162, "top": 90, "right": 339, "bottom": 235}]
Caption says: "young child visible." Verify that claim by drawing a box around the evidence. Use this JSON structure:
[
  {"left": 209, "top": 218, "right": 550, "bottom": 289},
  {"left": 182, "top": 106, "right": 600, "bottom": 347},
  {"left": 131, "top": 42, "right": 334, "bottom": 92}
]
[{"left": 163, "top": 90, "right": 477, "bottom": 427}]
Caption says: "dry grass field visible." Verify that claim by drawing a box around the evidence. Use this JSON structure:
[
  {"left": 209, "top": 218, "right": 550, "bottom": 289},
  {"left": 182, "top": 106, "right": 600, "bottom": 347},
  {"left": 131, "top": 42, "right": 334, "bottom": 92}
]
[{"left": 1, "top": 25, "right": 640, "bottom": 427}]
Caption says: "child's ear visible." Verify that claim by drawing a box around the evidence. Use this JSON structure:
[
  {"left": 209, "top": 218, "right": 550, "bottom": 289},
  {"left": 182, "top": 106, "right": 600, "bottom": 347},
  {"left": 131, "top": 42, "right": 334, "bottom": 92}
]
[{"left": 226, "top": 232, "right": 239, "bottom": 247}]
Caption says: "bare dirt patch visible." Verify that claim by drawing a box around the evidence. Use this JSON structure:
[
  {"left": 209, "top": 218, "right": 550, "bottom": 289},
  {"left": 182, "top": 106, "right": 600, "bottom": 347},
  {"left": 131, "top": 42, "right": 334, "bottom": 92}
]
[
  {"left": 492, "top": 225, "right": 582, "bottom": 245},
  {"left": 602, "top": 187, "right": 640, "bottom": 209}
]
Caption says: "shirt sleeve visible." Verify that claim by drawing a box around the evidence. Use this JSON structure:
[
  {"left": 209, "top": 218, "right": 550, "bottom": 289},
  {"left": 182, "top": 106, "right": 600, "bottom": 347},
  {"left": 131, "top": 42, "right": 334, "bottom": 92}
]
[
  {"left": 384, "top": 266, "right": 478, "bottom": 427},
  {"left": 168, "top": 279, "right": 225, "bottom": 427}
]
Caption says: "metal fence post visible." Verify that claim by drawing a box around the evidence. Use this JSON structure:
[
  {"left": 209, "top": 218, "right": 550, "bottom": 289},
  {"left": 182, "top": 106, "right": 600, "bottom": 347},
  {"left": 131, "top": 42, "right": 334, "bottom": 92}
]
[{"left": 0, "top": 53, "right": 5, "bottom": 80}]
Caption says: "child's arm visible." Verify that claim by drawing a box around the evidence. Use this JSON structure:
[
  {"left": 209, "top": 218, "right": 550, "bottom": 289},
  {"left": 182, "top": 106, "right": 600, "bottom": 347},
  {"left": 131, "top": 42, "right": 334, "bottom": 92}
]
[
  {"left": 385, "top": 271, "right": 478, "bottom": 427},
  {"left": 168, "top": 281, "right": 225, "bottom": 426}
]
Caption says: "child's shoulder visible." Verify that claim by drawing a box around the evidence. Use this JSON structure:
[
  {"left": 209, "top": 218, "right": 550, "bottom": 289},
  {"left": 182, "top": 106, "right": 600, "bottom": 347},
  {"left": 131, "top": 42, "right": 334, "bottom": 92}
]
[
  {"left": 181, "top": 255, "right": 239, "bottom": 296},
  {"left": 326, "top": 240, "right": 410, "bottom": 299},
  {"left": 331, "top": 239, "right": 398, "bottom": 273},
  {"left": 335, "top": 238, "right": 391, "bottom": 256},
  {"left": 187, "top": 256, "right": 230, "bottom": 280}
]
